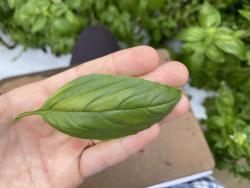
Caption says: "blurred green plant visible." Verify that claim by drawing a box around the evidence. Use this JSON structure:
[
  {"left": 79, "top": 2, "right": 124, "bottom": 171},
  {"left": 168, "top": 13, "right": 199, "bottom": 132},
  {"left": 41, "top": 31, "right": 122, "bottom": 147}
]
[
  {"left": 0, "top": 0, "right": 198, "bottom": 53},
  {"left": 204, "top": 82, "right": 250, "bottom": 178},
  {"left": 177, "top": 2, "right": 248, "bottom": 88},
  {"left": 177, "top": 1, "right": 250, "bottom": 178}
]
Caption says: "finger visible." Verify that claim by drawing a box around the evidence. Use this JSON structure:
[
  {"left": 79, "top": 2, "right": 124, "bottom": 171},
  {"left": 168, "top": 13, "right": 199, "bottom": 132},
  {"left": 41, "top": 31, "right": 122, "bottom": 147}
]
[
  {"left": 160, "top": 94, "right": 190, "bottom": 124},
  {"left": 40, "top": 46, "right": 159, "bottom": 95},
  {"left": 141, "top": 61, "right": 189, "bottom": 87},
  {"left": 79, "top": 124, "right": 160, "bottom": 178}
]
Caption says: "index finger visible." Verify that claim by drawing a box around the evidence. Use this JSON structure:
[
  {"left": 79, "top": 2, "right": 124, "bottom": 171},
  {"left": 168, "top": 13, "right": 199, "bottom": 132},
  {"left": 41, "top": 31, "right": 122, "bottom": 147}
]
[{"left": 40, "top": 46, "right": 159, "bottom": 95}]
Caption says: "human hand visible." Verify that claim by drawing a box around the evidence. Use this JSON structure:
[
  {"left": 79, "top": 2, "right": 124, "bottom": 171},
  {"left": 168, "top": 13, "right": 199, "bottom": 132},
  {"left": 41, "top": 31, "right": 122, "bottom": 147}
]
[{"left": 0, "top": 46, "right": 189, "bottom": 188}]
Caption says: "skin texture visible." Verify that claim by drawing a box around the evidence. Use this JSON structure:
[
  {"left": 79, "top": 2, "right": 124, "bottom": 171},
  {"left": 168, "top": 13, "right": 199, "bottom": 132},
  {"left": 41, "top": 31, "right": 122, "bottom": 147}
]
[{"left": 0, "top": 46, "right": 189, "bottom": 188}]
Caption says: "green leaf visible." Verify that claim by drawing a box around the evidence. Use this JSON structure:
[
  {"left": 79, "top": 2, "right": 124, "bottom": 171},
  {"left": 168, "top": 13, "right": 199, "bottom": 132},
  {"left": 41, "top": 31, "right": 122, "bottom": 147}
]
[
  {"left": 147, "top": 0, "right": 165, "bottom": 11},
  {"left": 14, "top": 74, "right": 181, "bottom": 140},
  {"left": 215, "top": 32, "right": 246, "bottom": 60},
  {"left": 190, "top": 51, "right": 205, "bottom": 71},
  {"left": 51, "top": 18, "right": 69, "bottom": 36},
  {"left": 50, "top": 3, "right": 68, "bottom": 17},
  {"left": 229, "top": 132, "right": 247, "bottom": 146},
  {"left": 239, "top": 105, "right": 250, "bottom": 121},
  {"left": 31, "top": 17, "right": 47, "bottom": 33},
  {"left": 118, "top": 0, "right": 137, "bottom": 15},
  {"left": 239, "top": 9, "right": 250, "bottom": 22},
  {"left": 233, "top": 30, "right": 250, "bottom": 39},
  {"left": 188, "top": 51, "right": 205, "bottom": 85},
  {"left": 65, "top": 10, "right": 84, "bottom": 32},
  {"left": 215, "top": 83, "right": 234, "bottom": 116},
  {"left": 205, "top": 44, "right": 224, "bottom": 63},
  {"left": 247, "top": 51, "right": 250, "bottom": 66},
  {"left": 199, "top": 2, "right": 221, "bottom": 28},
  {"left": 94, "top": 0, "right": 105, "bottom": 12},
  {"left": 7, "top": 0, "right": 16, "bottom": 8},
  {"left": 217, "top": 27, "right": 233, "bottom": 35},
  {"left": 182, "top": 41, "right": 205, "bottom": 52},
  {"left": 178, "top": 27, "right": 205, "bottom": 42},
  {"left": 138, "top": 0, "right": 148, "bottom": 15},
  {"left": 206, "top": 116, "right": 226, "bottom": 128}
]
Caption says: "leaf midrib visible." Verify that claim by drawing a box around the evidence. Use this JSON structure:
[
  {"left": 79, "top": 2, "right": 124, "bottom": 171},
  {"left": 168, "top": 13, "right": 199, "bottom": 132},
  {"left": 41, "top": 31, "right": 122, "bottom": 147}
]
[{"left": 38, "top": 97, "right": 179, "bottom": 114}]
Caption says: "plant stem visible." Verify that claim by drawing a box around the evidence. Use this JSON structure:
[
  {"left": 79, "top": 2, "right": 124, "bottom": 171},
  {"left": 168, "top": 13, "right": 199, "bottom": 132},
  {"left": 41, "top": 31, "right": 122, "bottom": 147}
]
[{"left": 13, "top": 110, "right": 39, "bottom": 123}]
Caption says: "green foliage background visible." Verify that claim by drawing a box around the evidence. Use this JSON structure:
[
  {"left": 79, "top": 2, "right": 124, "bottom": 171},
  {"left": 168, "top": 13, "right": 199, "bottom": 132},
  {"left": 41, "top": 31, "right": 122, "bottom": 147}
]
[
  {"left": 0, "top": 0, "right": 201, "bottom": 53},
  {"left": 1, "top": 0, "right": 250, "bottom": 179}
]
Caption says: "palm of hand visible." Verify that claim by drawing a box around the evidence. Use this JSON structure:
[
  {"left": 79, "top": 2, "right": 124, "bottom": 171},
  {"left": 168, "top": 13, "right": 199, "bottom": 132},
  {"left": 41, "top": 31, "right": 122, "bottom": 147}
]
[{"left": 0, "top": 46, "right": 188, "bottom": 188}]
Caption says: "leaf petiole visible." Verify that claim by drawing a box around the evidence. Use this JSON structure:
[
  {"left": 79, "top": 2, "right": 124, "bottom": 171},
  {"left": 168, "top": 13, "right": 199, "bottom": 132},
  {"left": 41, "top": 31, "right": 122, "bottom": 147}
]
[{"left": 13, "top": 110, "right": 40, "bottom": 123}]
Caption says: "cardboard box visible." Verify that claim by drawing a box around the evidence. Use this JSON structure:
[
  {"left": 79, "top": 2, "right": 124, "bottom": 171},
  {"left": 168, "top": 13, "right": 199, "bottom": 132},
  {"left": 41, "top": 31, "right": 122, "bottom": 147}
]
[{"left": 82, "top": 112, "right": 214, "bottom": 188}]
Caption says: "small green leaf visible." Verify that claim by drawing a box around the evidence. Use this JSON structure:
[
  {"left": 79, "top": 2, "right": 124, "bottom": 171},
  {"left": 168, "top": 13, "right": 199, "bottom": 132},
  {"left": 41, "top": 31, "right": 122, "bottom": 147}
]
[
  {"left": 215, "top": 33, "right": 246, "bottom": 60},
  {"left": 182, "top": 41, "right": 204, "bottom": 52},
  {"left": 51, "top": 18, "right": 69, "bottom": 36},
  {"left": 215, "top": 83, "right": 234, "bottom": 116},
  {"left": 190, "top": 51, "right": 205, "bottom": 69},
  {"left": 207, "top": 116, "right": 226, "bottom": 128},
  {"left": 178, "top": 27, "right": 205, "bottom": 42},
  {"left": 216, "top": 27, "right": 233, "bottom": 35},
  {"left": 229, "top": 132, "right": 247, "bottom": 146},
  {"left": 94, "top": 0, "right": 105, "bottom": 11},
  {"left": 188, "top": 51, "right": 205, "bottom": 84},
  {"left": 239, "top": 9, "right": 250, "bottom": 22},
  {"left": 7, "top": 0, "right": 16, "bottom": 8},
  {"left": 138, "top": 0, "right": 148, "bottom": 15},
  {"left": 199, "top": 2, "right": 221, "bottom": 28},
  {"left": 148, "top": 0, "right": 165, "bottom": 11},
  {"left": 233, "top": 30, "right": 250, "bottom": 39},
  {"left": 14, "top": 74, "right": 181, "bottom": 140},
  {"left": 65, "top": 10, "right": 84, "bottom": 32},
  {"left": 239, "top": 105, "right": 250, "bottom": 121},
  {"left": 31, "top": 17, "right": 47, "bottom": 33},
  {"left": 205, "top": 44, "right": 224, "bottom": 63},
  {"left": 247, "top": 51, "right": 250, "bottom": 66},
  {"left": 50, "top": 3, "right": 68, "bottom": 17},
  {"left": 118, "top": 0, "right": 137, "bottom": 15}
]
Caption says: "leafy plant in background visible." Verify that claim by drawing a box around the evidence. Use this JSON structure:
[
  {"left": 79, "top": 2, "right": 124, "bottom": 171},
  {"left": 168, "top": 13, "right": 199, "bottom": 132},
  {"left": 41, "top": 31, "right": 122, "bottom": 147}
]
[
  {"left": 178, "top": 2, "right": 248, "bottom": 88},
  {"left": 204, "top": 83, "right": 250, "bottom": 178},
  {"left": 1, "top": 0, "right": 250, "bottom": 180},
  {"left": 0, "top": 0, "right": 199, "bottom": 53},
  {"left": 178, "top": 2, "right": 250, "bottom": 178}
]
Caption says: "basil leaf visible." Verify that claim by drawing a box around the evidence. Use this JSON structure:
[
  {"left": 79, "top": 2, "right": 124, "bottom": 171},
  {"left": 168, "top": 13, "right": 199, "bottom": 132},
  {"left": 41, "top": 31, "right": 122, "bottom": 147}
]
[
  {"left": 239, "top": 9, "right": 250, "bottom": 22},
  {"left": 178, "top": 27, "right": 205, "bottom": 42},
  {"left": 205, "top": 44, "right": 224, "bottom": 63},
  {"left": 7, "top": 0, "right": 16, "bottom": 9},
  {"left": 31, "top": 17, "right": 47, "bottom": 33},
  {"left": 239, "top": 105, "right": 250, "bottom": 121},
  {"left": 233, "top": 30, "right": 250, "bottom": 39},
  {"left": 65, "top": 10, "right": 84, "bottom": 32},
  {"left": 182, "top": 41, "right": 205, "bottom": 52},
  {"left": 50, "top": 3, "right": 68, "bottom": 17},
  {"left": 14, "top": 74, "right": 181, "bottom": 140},
  {"left": 199, "top": 2, "right": 221, "bottom": 28},
  {"left": 215, "top": 32, "right": 246, "bottom": 60},
  {"left": 247, "top": 51, "right": 250, "bottom": 66},
  {"left": 148, "top": 0, "right": 165, "bottom": 11},
  {"left": 215, "top": 83, "right": 234, "bottom": 116},
  {"left": 189, "top": 50, "right": 205, "bottom": 85}
]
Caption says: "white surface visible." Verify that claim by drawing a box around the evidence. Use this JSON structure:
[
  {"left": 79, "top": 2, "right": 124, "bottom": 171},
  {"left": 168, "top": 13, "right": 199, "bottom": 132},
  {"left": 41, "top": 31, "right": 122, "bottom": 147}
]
[
  {"left": 0, "top": 45, "right": 71, "bottom": 80},
  {"left": 147, "top": 171, "right": 213, "bottom": 188},
  {"left": 184, "top": 85, "right": 216, "bottom": 119}
]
